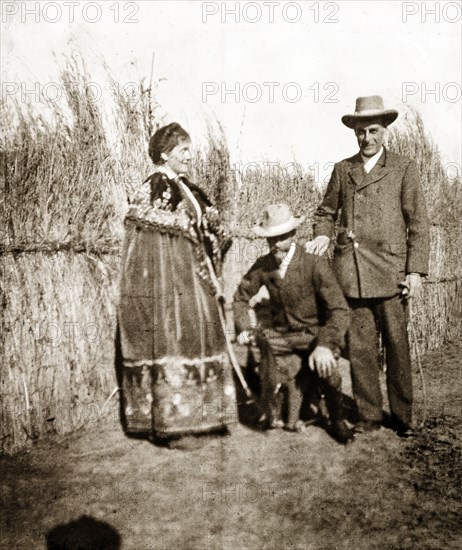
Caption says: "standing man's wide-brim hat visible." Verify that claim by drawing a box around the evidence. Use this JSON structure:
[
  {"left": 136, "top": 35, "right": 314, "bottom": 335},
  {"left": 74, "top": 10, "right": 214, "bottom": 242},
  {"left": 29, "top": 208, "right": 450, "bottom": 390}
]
[
  {"left": 253, "top": 203, "right": 305, "bottom": 238},
  {"left": 342, "top": 95, "right": 399, "bottom": 129}
]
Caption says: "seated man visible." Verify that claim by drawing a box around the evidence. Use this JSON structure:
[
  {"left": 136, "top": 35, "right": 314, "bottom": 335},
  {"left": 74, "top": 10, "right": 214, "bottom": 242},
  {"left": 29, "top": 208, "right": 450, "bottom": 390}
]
[{"left": 233, "top": 203, "right": 354, "bottom": 444}]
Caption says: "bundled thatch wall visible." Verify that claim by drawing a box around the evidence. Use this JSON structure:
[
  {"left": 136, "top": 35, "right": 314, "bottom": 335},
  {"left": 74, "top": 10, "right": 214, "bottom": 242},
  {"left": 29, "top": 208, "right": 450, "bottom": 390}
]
[
  {"left": 411, "top": 224, "right": 462, "bottom": 353},
  {"left": 1, "top": 252, "right": 120, "bottom": 454},
  {"left": 1, "top": 58, "right": 460, "bottom": 454},
  {"left": 1, "top": 57, "right": 132, "bottom": 455},
  {"left": 386, "top": 109, "right": 462, "bottom": 352}
]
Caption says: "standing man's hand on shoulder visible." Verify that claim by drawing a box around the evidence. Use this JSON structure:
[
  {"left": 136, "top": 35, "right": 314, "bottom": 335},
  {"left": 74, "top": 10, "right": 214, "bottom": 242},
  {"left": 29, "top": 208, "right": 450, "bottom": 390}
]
[
  {"left": 400, "top": 273, "right": 422, "bottom": 299},
  {"left": 236, "top": 331, "right": 252, "bottom": 345},
  {"left": 305, "top": 236, "right": 330, "bottom": 256}
]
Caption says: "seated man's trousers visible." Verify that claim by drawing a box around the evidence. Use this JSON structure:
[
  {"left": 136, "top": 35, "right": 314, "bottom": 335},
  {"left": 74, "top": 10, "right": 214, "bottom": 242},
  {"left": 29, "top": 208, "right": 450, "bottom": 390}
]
[{"left": 255, "top": 329, "right": 342, "bottom": 427}]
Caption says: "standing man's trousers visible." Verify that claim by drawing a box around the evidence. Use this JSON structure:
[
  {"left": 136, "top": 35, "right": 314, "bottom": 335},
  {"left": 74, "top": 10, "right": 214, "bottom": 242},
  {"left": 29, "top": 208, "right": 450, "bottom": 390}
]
[{"left": 347, "top": 295, "right": 412, "bottom": 425}]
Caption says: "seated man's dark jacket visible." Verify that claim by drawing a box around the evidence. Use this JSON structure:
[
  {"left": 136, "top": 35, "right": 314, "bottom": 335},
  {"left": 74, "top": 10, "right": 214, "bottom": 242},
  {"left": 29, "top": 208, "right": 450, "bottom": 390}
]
[{"left": 233, "top": 244, "right": 349, "bottom": 353}]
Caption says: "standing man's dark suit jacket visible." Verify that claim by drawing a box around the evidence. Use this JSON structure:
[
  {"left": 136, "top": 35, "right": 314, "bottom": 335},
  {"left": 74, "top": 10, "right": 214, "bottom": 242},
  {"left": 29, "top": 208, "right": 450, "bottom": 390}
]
[
  {"left": 314, "top": 148, "right": 430, "bottom": 298},
  {"left": 233, "top": 244, "right": 349, "bottom": 354}
]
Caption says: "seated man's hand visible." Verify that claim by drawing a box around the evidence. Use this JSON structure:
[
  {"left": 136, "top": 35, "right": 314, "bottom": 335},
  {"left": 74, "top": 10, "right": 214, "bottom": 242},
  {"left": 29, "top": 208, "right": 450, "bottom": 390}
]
[
  {"left": 236, "top": 331, "right": 252, "bottom": 345},
  {"left": 309, "top": 345, "right": 337, "bottom": 378},
  {"left": 400, "top": 273, "right": 422, "bottom": 300},
  {"left": 304, "top": 236, "right": 330, "bottom": 256}
]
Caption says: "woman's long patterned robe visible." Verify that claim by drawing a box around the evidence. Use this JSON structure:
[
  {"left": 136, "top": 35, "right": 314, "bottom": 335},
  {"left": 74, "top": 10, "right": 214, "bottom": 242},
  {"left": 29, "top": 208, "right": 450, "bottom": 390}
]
[{"left": 118, "top": 172, "right": 237, "bottom": 437}]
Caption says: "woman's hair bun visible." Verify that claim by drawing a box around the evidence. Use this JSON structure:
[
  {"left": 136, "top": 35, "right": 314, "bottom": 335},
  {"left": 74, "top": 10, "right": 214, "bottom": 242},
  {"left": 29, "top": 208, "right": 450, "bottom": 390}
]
[{"left": 149, "top": 123, "right": 190, "bottom": 164}]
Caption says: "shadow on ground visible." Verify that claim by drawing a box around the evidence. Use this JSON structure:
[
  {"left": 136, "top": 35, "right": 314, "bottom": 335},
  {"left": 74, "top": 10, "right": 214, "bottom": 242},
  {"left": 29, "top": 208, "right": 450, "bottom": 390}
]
[{"left": 46, "top": 515, "right": 121, "bottom": 550}]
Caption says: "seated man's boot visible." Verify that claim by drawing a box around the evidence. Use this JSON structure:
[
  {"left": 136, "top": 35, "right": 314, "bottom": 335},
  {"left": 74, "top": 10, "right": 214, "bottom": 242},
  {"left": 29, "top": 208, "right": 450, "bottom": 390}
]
[
  {"left": 331, "top": 418, "right": 355, "bottom": 444},
  {"left": 324, "top": 385, "right": 355, "bottom": 445},
  {"left": 259, "top": 356, "right": 283, "bottom": 429},
  {"left": 256, "top": 333, "right": 286, "bottom": 429},
  {"left": 266, "top": 390, "right": 284, "bottom": 429},
  {"left": 285, "top": 376, "right": 305, "bottom": 432}
]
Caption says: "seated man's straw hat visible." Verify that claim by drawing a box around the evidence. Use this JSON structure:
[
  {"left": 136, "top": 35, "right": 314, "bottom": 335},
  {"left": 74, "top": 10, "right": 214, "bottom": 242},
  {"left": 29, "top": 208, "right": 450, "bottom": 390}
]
[
  {"left": 341, "top": 95, "right": 398, "bottom": 129},
  {"left": 253, "top": 203, "right": 305, "bottom": 238}
]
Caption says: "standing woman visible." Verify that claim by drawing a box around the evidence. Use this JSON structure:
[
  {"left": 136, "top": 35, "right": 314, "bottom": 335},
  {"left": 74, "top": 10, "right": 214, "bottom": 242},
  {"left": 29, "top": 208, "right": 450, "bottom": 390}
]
[{"left": 118, "top": 122, "right": 237, "bottom": 447}]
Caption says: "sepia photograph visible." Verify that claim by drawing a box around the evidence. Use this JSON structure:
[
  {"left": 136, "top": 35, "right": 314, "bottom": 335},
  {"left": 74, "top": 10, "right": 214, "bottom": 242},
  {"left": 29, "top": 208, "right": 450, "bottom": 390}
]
[{"left": 1, "top": 1, "right": 461, "bottom": 548}]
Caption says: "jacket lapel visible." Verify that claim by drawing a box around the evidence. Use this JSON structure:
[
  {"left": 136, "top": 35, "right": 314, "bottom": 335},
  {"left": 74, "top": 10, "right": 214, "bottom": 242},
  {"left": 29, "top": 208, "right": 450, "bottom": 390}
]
[
  {"left": 356, "top": 148, "right": 388, "bottom": 191},
  {"left": 348, "top": 153, "right": 365, "bottom": 187}
]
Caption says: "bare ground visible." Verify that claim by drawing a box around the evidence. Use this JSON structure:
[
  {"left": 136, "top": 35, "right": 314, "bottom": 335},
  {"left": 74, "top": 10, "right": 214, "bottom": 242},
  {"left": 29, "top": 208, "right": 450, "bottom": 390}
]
[{"left": 1, "top": 341, "right": 461, "bottom": 550}]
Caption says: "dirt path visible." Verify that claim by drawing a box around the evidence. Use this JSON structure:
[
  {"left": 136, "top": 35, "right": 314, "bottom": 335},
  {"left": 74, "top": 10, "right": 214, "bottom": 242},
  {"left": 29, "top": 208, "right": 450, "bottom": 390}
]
[{"left": 1, "top": 342, "right": 461, "bottom": 550}]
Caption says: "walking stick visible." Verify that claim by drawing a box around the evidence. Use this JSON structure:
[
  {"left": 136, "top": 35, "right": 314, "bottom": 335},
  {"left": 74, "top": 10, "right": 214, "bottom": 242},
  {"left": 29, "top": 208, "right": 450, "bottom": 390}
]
[
  {"left": 408, "top": 299, "right": 427, "bottom": 428},
  {"left": 203, "top": 254, "right": 256, "bottom": 404},
  {"left": 217, "top": 301, "right": 255, "bottom": 402}
]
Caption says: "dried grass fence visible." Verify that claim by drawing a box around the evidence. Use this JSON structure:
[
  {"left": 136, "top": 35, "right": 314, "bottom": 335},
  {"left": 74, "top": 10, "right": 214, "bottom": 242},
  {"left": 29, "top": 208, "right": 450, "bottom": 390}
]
[
  {"left": 1, "top": 57, "right": 460, "bottom": 454},
  {"left": 388, "top": 109, "right": 462, "bottom": 354},
  {"left": 1, "top": 57, "right": 139, "bottom": 455}
]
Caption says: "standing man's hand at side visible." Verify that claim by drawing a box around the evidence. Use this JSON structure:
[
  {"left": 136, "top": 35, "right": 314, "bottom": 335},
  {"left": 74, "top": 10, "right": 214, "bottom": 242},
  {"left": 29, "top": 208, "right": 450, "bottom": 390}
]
[
  {"left": 400, "top": 273, "right": 422, "bottom": 299},
  {"left": 305, "top": 236, "right": 330, "bottom": 256}
]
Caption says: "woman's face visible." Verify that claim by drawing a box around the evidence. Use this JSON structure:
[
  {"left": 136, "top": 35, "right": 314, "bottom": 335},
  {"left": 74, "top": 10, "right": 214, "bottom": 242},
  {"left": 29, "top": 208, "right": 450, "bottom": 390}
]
[{"left": 162, "top": 139, "right": 192, "bottom": 176}]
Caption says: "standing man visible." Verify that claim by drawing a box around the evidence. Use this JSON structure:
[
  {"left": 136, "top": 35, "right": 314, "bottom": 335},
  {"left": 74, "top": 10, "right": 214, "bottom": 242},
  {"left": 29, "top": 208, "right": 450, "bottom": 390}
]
[{"left": 306, "top": 96, "right": 430, "bottom": 437}]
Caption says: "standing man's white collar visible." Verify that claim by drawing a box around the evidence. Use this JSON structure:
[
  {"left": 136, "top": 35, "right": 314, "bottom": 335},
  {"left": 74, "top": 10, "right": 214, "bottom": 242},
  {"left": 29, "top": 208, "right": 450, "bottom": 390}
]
[{"left": 361, "top": 146, "right": 384, "bottom": 174}]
